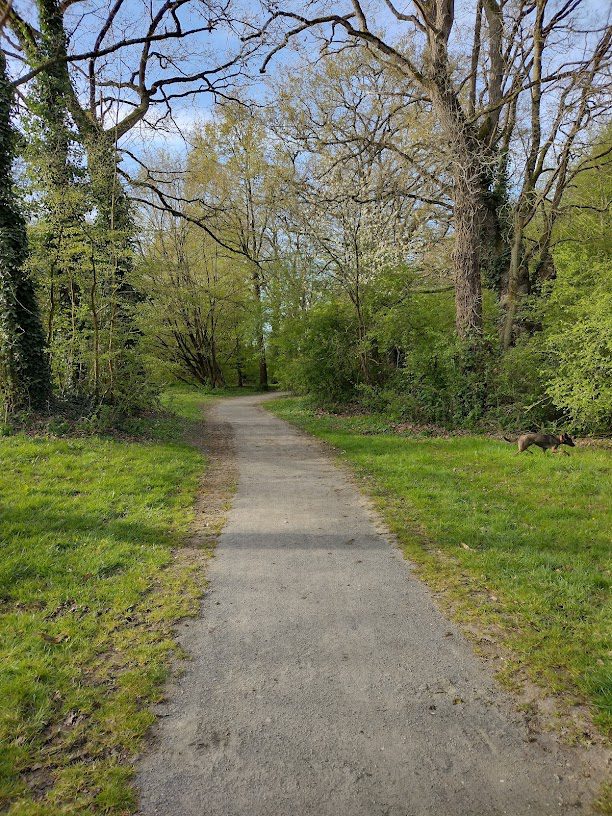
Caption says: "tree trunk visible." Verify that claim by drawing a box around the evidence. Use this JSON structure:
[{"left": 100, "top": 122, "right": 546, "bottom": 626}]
[
  {"left": 427, "top": 74, "right": 485, "bottom": 339},
  {"left": 0, "top": 52, "right": 51, "bottom": 412},
  {"left": 452, "top": 170, "right": 484, "bottom": 338},
  {"left": 31, "top": 0, "right": 87, "bottom": 396},
  {"left": 235, "top": 337, "right": 245, "bottom": 387},
  {"left": 355, "top": 299, "right": 371, "bottom": 383},
  {"left": 501, "top": 209, "right": 530, "bottom": 348},
  {"left": 210, "top": 341, "right": 225, "bottom": 387},
  {"left": 86, "top": 130, "right": 146, "bottom": 404},
  {"left": 481, "top": 163, "right": 511, "bottom": 297},
  {"left": 252, "top": 267, "right": 268, "bottom": 389},
  {"left": 36, "top": 0, "right": 72, "bottom": 189},
  {"left": 258, "top": 344, "right": 268, "bottom": 390}
]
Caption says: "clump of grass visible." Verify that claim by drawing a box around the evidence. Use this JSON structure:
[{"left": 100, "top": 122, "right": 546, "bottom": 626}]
[
  {"left": 0, "top": 389, "right": 208, "bottom": 814},
  {"left": 268, "top": 397, "right": 612, "bottom": 740}
]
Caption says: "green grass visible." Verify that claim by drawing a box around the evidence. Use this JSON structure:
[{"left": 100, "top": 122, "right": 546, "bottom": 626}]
[
  {"left": 0, "top": 387, "right": 215, "bottom": 815},
  {"left": 267, "top": 397, "right": 612, "bottom": 739}
]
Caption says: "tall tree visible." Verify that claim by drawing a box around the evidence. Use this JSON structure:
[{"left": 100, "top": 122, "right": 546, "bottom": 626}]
[
  {"left": 136, "top": 181, "right": 252, "bottom": 387},
  {"left": 3, "top": 0, "right": 251, "bottom": 405},
  {"left": 267, "top": 54, "right": 444, "bottom": 383},
  {"left": 21, "top": 0, "right": 89, "bottom": 395},
  {"left": 0, "top": 50, "right": 51, "bottom": 412},
  {"left": 245, "top": 0, "right": 611, "bottom": 343},
  {"left": 187, "top": 106, "right": 278, "bottom": 388}
]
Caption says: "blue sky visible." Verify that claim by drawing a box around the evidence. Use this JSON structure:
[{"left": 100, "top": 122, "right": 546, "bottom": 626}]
[{"left": 7, "top": 0, "right": 609, "bottom": 174}]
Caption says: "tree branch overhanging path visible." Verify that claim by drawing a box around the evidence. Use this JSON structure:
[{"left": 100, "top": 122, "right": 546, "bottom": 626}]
[{"left": 0, "top": 0, "right": 263, "bottom": 405}]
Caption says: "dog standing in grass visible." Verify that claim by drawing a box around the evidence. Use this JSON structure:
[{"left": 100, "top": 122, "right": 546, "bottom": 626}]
[{"left": 504, "top": 432, "right": 576, "bottom": 455}]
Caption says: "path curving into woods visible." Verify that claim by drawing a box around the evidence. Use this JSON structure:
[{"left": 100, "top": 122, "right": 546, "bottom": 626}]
[{"left": 137, "top": 394, "right": 596, "bottom": 816}]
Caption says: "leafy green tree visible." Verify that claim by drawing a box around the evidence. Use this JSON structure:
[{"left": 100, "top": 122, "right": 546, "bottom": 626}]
[
  {"left": 137, "top": 204, "right": 254, "bottom": 388},
  {"left": 538, "top": 129, "right": 612, "bottom": 432},
  {"left": 543, "top": 251, "right": 611, "bottom": 432},
  {"left": 186, "top": 107, "right": 281, "bottom": 388}
]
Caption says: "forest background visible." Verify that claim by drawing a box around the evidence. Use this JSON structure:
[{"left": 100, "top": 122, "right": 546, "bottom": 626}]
[{"left": 0, "top": 0, "right": 610, "bottom": 435}]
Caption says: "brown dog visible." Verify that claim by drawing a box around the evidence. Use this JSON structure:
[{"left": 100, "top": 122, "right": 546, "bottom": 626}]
[{"left": 503, "top": 432, "right": 576, "bottom": 454}]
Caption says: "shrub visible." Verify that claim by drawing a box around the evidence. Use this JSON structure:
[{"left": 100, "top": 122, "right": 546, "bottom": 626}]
[
  {"left": 274, "top": 300, "right": 361, "bottom": 405},
  {"left": 542, "top": 249, "right": 612, "bottom": 433}
]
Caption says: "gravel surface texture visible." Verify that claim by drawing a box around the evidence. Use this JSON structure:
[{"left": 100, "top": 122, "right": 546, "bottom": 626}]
[{"left": 137, "top": 394, "right": 596, "bottom": 816}]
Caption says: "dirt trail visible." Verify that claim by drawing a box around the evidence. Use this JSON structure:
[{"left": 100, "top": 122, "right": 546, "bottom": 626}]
[{"left": 137, "top": 394, "right": 599, "bottom": 816}]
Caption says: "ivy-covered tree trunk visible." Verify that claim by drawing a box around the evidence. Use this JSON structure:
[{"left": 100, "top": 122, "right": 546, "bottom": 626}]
[
  {"left": 35, "top": 0, "right": 71, "bottom": 190},
  {"left": 21, "top": 0, "right": 145, "bottom": 410},
  {"left": 29, "top": 0, "right": 88, "bottom": 396},
  {"left": 0, "top": 52, "right": 51, "bottom": 412}
]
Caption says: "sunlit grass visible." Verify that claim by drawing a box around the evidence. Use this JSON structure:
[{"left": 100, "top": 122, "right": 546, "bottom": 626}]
[
  {"left": 268, "top": 397, "right": 612, "bottom": 739},
  {"left": 0, "top": 388, "right": 210, "bottom": 814}
]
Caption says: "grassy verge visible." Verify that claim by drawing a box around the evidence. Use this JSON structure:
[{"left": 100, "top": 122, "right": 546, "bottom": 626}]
[
  {"left": 0, "top": 387, "right": 217, "bottom": 815},
  {"left": 267, "top": 397, "right": 611, "bottom": 741}
]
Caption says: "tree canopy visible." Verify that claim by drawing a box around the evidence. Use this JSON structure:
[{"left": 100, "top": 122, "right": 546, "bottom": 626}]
[{"left": 0, "top": 0, "right": 610, "bottom": 431}]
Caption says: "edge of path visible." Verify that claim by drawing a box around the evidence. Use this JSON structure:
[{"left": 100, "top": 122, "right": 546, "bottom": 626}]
[
  {"left": 133, "top": 398, "right": 238, "bottom": 770},
  {"left": 258, "top": 396, "right": 612, "bottom": 814},
  {"left": 183, "top": 398, "right": 238, "bottom": 551}
]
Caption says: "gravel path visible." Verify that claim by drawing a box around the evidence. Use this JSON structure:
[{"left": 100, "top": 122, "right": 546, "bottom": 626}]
[{"left": 137, "top": 394, "right": 594, "bottom": 816}]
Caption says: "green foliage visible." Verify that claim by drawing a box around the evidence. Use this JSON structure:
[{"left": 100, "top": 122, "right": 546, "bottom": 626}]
[
  {"left": 136, "top": 221, "right": 257, "bottom": 389},
  {"left": 272, "top": 225, "right": 611, "bottom": 435},
  {"left": 527, "top": 133, "right": 612, "bottom": 433},
  {"left": 267, "top": 121, "right": 611, "bottom": 436},
  {"left": 273, "top": 300, "right": 361, "bottom": 404},
  {"left": 24, "top": 129, "right": 150, "bottom": 414},
  {"left": 18, "top": 0, "right": 149, "bottom": 415},
  {"left": 274, "top": 286, "right": 539, "bottom": 429},
  {"left": 269, "top": 397, "right": 612, "bottom": 736},
  {"left": 487, "top": 336, "right": 557, "bottom": 428},
  {"left": 543, "top": 249, "right": 612, "bottom": 433},
  {"left": 350, "top": 342, "right": 500, "bottom": 428}
]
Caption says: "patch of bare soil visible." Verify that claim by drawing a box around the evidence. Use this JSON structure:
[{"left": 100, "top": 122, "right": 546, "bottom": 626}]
[
  {"left": 173, "top": 405, "right": 238, "bottom": 584},
  {"left": 135, "top": 403, "right": 237, "bottom": 756},
  {"left": 185, "top": 408, "right": 237, "bottom": 546}
]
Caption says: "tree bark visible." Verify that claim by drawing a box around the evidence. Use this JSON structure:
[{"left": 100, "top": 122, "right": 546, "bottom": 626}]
[
  {"left": 0, "top": 52, "right": 51, "bottom": 412},
  {"left": 430, "top": 84, "right": 485, "bottom": 338},
  {"left": 425, "top": 39, "right": 486, "bottom": 339},
  {"left": 452, "top": 170, "right": 484, "bottom": 338},
  {"left": 252, "top": 267, "right": 268, "bottom": 389},
  {"left": 501, "top": 208, "right": 530, "bottom": 348}
]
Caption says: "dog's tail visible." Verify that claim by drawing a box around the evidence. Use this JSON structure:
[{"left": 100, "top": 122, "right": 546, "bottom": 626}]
[{"left": 502, "top": 436, "right": 514, "bottom": 443}]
